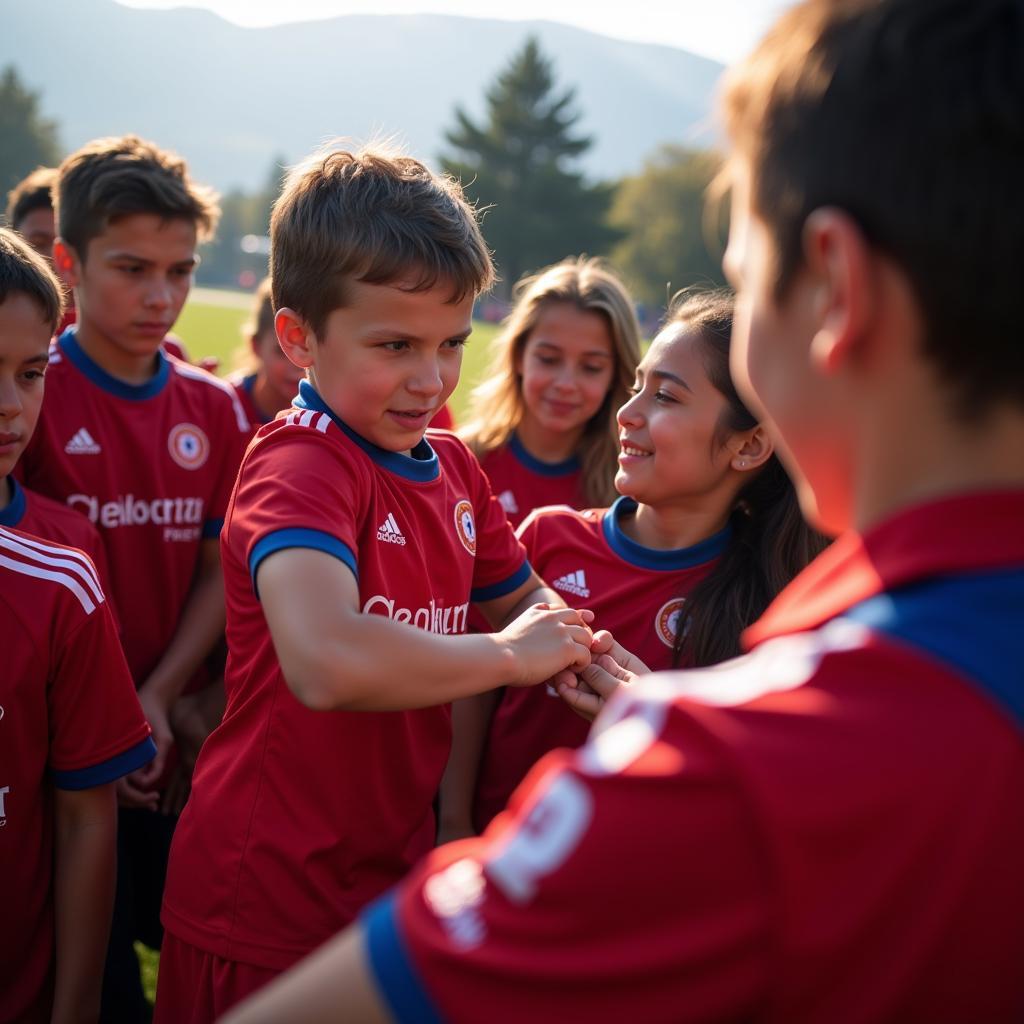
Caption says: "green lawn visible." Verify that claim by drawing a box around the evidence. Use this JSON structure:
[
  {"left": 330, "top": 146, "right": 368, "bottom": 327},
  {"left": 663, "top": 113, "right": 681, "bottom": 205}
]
[{"left": 174, "top": 287, "right": 502, "bottom": 422}]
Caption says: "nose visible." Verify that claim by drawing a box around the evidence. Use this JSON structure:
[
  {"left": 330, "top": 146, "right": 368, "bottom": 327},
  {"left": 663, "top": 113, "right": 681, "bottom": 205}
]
[
  {"left": 408, "top": 354, "right": 444, "bottom": 400},
  {"left": 145, "top": 277, "right": 172, "bottom": 311},
  {"left": 617, "top": 390, "right": 644, "bottom": 428},
  {"left": 0, "top": 377, "right": 22, "bottom": 420}
]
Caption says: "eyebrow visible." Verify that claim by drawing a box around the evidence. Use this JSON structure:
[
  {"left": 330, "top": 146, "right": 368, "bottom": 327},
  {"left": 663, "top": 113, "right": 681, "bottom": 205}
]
[
  {"left": 650, "top": 369, "right": 692, "bottom": 392},
  {"left": 365, "top": 327, "right": 473, "bottom": 343},
  {"left": 0, "top": 352, "right": 49, "bottom": 368},
  {"left": 534, "top": 340, "right": 612, "bottom": 359},
  {"left": 106, "top": 252, "right": 198, "bottom": 268}
]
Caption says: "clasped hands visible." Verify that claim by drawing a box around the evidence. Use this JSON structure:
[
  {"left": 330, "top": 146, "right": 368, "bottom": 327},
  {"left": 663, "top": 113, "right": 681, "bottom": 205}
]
[{"left": 551, "top": 629, "right": 651, "bottom": 722}]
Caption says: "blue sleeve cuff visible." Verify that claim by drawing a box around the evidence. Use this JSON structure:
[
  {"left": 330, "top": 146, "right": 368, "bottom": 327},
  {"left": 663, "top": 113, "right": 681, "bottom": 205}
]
[
  {"left": 471, "top": 559, "right": 532, "bottom": 603},
  {"left": 249, "top": 528, "right": 358, "bottom": 595},
  {"left": 202, "top": 517, "right": 225, "bottom": 539},
  {"left": 362, "top": 892, "right": 444, "bottom": 1024},
  {"left": 52, "top": 736, "right": 158, "bottom": 790}
]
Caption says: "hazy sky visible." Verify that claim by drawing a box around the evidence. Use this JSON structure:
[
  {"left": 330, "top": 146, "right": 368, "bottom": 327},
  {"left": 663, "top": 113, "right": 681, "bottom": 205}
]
[{"left": 115, "top": 0, "right": 788, "bottom": 64}]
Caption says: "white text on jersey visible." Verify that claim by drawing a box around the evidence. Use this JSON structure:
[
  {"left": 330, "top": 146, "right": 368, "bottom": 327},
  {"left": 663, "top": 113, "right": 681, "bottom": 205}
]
[
  {"left": 68, "top": 492, "right": 205, "bottom": 543},
  {"left": 553, "top": 569, "right": 590, "bottom": 599},
  {"left": 363, "top": 594, "right": 469, "bottom": 635},
  {"left": 377, "top": 512, "right": 407, "bottom": 546}
]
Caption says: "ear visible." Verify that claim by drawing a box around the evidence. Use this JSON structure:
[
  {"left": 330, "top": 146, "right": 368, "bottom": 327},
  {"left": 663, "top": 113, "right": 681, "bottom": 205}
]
[
  {"left": 52, "top": 238, "right": 82, "bottom": 289},
  {"left": 801, "top": 208, "right": 875, "bottom": 376},
  {"left": 727, "top": 424, "right": 773, "bottom": 472},
  {"left": 275, "top": 308, "right": 315, "bottom": 370}
]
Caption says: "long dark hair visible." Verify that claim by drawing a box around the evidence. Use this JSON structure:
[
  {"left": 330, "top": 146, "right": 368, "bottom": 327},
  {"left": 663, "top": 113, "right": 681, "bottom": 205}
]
[{"left": 667, "top": 289, "right": 829, "bottom": 668}]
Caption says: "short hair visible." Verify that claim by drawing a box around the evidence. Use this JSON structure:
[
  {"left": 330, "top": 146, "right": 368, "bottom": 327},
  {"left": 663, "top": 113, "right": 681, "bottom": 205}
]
[
  {"left": 270, "top": 144, "right": 495, "bottom": 340},
  {"left": 6, "top": 167, "right": 57, "bottom": 229},
  {"left": 721, "top": 0, "right": 1024, "bottom": 416},
  {"left": 0, "top": 227, "right": 64, "bottom": 332},
  {"left": 55, "top": 134, "right": 219, "bottom": 256},
  {"left": 244, "top": 276, "right": 275, "bottom": 341}
]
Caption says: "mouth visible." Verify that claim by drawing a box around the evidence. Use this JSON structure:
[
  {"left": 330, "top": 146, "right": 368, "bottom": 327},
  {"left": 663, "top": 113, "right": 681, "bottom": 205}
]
[
  {"left": 134, "top": 322, "right": 171, "bottom": 336},
  {"left": 0, "top": 432, "right": 22, "bottom": 452},
  {"left": 388, "top": 409, "right": 433, "bottom": 429},
  {"left": 619, "top": 438, "right": 652, "bottom": 460}
]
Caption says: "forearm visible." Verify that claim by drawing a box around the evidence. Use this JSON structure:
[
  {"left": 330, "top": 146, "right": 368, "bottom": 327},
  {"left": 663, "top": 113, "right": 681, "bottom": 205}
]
[
  {"left": 51, "top": 786, "right": 118, "bottom": 1024},
  {"left": 437, "top": 690, "right": 502, "bottom": 839},
  {"left": 141, "top": 566, "right": 225, "bottom": 705}
]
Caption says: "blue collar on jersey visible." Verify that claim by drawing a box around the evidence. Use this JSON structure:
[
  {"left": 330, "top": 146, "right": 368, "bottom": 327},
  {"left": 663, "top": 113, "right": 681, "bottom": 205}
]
[
  {"left": 0, "top": 476, "right": 27, "bottom": 527},
  {"left": 602, "top": 495, "right": 732, "bottom": 570},
  {"left": 240, "top": 373, "right": 273, "bottom": 425},
  {"left": 293, "top": 379, "right": 440, "bottom": 482},
  {"left": 59, "top": 326, "right": 170, "bottom": 401},
  {"left": 509, "top": 432, "right": 581, "bottom": 477}
]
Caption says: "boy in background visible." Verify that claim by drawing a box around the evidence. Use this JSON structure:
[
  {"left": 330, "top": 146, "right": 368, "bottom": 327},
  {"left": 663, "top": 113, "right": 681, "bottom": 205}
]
[
  {"left": 5, "top": 167, "right": 58, "bottom": 261},
  {"left": 18, "top": 134, "right": 250, "bottom": 1021},
  {"left": 0, "top": 226, "right": 156, "bottom": 1024},
  {"left": 226, "top": 1, "right": 1024, "bottom": 1021},
  {"left": 155, "top": 145, "right": 593, "bottom": 1022}
]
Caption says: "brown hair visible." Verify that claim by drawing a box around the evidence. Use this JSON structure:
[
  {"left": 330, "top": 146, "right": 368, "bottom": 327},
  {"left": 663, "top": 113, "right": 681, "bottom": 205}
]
[
  {"left": 55, "top": 134, "right": 219, "bottom": 256},
  {"left": 663, "top": 289, "right": 828, "bottom": 667},
  {"left": 0, "top": 227, "right": 64, "bottom": 332},
  {"left": 720, "top": 0, "right": 1024, "bottom": 417},
  {"left": 6, "top": 167, "right": 57, "bottom": 228},
  {"left": 270, "top": 144, "right": 494, "bottom": 340},
  {"left": 232, "top": 277, "right": 276, "bottom": 374},
  {"left": 460, "top": 257, "right": 641, "bottom": 507}
]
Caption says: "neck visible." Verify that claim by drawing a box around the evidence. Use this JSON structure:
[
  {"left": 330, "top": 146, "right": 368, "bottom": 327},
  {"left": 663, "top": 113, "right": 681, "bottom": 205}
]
[
  {"left": 515, "top": 414, "right": 582, "bottom": 464},
  {"left": 74, "top": 319, "right": 161, "bottom": 386},
  {"left": 853, "top": 401, "right": 1024, "bottom": 534},
  {"left": 0, "top": 476, "right": 11, "bottom": 513},
  {"left": 251, "top": 373, "right": 290, "bottom": 421},
  {"left": 620, "top": 498, "right": 731, "bottom": 551}
]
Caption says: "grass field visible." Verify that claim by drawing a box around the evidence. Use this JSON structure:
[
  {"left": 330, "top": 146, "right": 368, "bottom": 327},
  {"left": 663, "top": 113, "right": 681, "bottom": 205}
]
[{"left": 175, "top": 286, "right": 502, "bottom": 421}]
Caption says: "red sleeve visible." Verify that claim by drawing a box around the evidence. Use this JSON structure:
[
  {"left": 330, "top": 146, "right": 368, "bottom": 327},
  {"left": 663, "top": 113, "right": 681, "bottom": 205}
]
[
  {"left": 364, "top": 687, "right": 771, "bottom": 1023},
  {"left": 202, "top": 386, "right": 253, "bottom": 538},
  {"left": 48, "top": 592, "right": 154, "bottom": 787},
  {"left": 229, "top": 427, "right": 367, "bottom": 590}
]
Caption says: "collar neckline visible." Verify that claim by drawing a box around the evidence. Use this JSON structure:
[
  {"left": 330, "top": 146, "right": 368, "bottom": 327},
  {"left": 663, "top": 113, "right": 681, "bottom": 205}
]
[
  {"left": 0, "top": 476, "right": 26, "bottom": 527},
  {"left": 59, "top": 326, "right": 169, "bottom": 401},
  {"left": 510, "top": 432, "right": 580, "bottom": 477},
  {"left": 293, "top": 379, "right": 440, "bottom": 482},
  {"left": 745, "top": 489, "right": 1024, "bottom": 648},
  {"left": 602, "top": 496, "right": 732, "bottom": 571}
]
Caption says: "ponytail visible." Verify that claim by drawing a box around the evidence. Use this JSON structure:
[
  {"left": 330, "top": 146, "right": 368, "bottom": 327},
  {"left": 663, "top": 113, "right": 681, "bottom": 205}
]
[{"left": 663, "top": 289, "right": 829, "bottom": 668}]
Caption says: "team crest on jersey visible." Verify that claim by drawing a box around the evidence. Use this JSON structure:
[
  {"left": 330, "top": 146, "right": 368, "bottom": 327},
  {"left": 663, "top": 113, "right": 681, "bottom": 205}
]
[
  {"left": 167, "top": 423, "right": 210, "bottom": 470},
  {"left": 655, "top": 597, "right": 686, "bottom": 648},
  {"left": 453, "top": 499, "right": 477, "bottom": 555}
]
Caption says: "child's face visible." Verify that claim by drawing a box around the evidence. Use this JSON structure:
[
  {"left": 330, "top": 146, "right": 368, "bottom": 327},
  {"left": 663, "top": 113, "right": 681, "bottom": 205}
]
[
  {"left": 16, "top": 208, "right": 57, "bottom": 262},
  {"left": 615, "top": 326, "right": 736, "bottom": 507},
  {"left": 0, "top": 295, "right": 51, "bottom": 479},
  {"left": 724, "top": 160, "right": 844, "bottom": 532},
  {"left": 60, "top": 213, "right": 197, "bottom": 356},
  {"left": 253, "top": 328, "right": 305, "bottom": 406},
  {"left": 515, "top": 302, "right": 615, "bottom": 443},
  {"left": 291, "top": 278, "right": 473, "bottom": 454}
]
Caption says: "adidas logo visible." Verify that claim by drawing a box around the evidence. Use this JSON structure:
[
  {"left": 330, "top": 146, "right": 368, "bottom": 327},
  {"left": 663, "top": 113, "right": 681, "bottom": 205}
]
[
  {"left": 497, "top": 490, "right": 519, "bottom": 515},
  {"left": 64, "top": 427, "right": 101, "bottom": 455},
  {"left": 376, "top": 512, "right": 407, "bottom": 546},
  {"left": 552, "top": 569, "right": 590, "bottom": 599}
]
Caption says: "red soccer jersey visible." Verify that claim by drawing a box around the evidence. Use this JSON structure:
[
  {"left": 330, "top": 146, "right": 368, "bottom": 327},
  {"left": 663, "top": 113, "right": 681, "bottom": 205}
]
[
  {"left": 0, "top": 526, "right": 155, "bottom": 1023},
  {"left": 161, "top": 379, "right": 530, "bottom": 971},
  {"left": 19, "top": 328, "right": 250, "bottom": 683},
  {"left": 477, "top": 433, "right": 583, "bottom": 529},
  {"left": 473, "top": 497, "right": 726, "bottom": 830},
  {"left": 228, "top": 372, "right": 272, "bottom": 439},
  {"left": 0, "top": 476, "right": 110, "bottom": 589},
  {"left": 364, "top": 490, "right": 1024, "bottom": 1023},
  {"left": 429, "top": 404, "right": 455, "bottom": 431}
]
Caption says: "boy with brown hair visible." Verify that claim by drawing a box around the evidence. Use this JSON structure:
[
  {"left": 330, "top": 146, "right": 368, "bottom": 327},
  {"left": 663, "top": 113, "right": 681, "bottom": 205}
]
[
  {"left": 154, "top": 144, "right": 593, "bottom": 1021},
  {"left": 225, "top": 2, "right": 1024, "bottom": 1021},
  {"left": 18, "top": 134, "right": 251, "bottom": 1020},
  {"left": 0, "top": 226, "right": 156, "bottom": 1024},
  {"left": 5, "top": 166, "right": 59, "bottom": 260}
]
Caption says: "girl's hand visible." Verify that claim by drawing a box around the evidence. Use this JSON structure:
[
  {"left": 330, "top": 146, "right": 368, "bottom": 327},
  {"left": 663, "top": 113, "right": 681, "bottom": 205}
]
[
  {"left": 501, "top": 604, "right": 594, "bottom": 686},
  {"left": 588, "top": 630, "right": 652, "bottom": 676},
  {"left": 557, "top": 652, "right": 641, "bottom": 722}
]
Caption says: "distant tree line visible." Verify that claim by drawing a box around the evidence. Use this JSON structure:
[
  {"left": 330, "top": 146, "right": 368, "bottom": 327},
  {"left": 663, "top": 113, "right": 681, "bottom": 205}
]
[{"left": 2, "top": 39, "right": 726, "bottom": 318}]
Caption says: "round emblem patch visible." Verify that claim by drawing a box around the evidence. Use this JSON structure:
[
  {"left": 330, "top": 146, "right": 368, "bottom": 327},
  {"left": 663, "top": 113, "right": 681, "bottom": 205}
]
[
  {"left": 453, "top": 499, "right": 477, "bottom": 555},
  {"left": 655, "top": 597, "right": 687, "bottom": 648},
  {"left": 167, "top": 423, "right": 210, "bottom": 470}
]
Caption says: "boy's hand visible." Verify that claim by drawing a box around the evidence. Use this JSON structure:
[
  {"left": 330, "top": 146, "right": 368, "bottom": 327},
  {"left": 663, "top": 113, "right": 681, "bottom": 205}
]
[
  {"left": 554, "top": 632, "right": 651, "bottom": 722},
  {"left": 127, "top": 684, "right": 173, "bottom": 797},
  {"left": 500, "top": 604, "right": 593, "bottom": 686}
]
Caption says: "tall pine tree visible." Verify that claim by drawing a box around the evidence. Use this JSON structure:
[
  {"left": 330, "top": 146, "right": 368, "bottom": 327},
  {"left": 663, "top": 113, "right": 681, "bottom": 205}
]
[
  {"left": 442, "top": 37, "right": 619, "bottom": 296},
  {"left": 0, "top": 66, "right": 61, "bottom": 199}
]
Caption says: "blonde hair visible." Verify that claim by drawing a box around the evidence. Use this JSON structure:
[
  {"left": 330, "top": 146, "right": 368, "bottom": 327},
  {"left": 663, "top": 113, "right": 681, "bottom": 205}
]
[
  {"left": 460, "top": 257, "right": 641, "bottom": 507},
  {"left": 270, "top": 143, "right": 494, "bottom": 340},
  {"left": 232, "top": 276, "right": 275, "bottom": 374}
]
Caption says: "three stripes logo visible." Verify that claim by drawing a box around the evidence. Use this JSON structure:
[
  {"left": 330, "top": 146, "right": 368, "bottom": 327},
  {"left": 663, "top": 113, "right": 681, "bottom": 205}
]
[
  {"left": 377, "top": 512, "right": 407, "bottom": 546},
  {"left": 553, "top": 569, "right": 590, "bottom": 599},
  {"left": 64, "top": 427, "right": 101, "bottom": 455}
]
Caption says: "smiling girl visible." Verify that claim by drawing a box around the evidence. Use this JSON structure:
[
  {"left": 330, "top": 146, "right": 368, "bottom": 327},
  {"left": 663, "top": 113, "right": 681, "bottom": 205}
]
[
  {"left": 446, "top": 289, "right": 827, "bottom": 833},
  {"left": 459, "top": 257, "right": 641, "bottom": 525}
]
